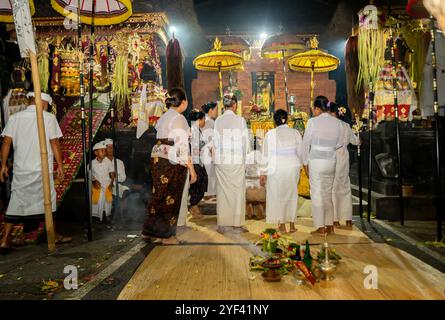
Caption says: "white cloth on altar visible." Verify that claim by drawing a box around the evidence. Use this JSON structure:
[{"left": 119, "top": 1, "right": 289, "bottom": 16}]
[
  {"left": 260, "top": 125, "right": 303, "bottom": 224},
  {"left": 245, "top": 150, "right": 262, "bottom": 188},
  {"left": 333, "top": 122, "right": 359, "bottom": 222},
  {"left": 301, "top": 113, "right": 342, "bottom": 229},
  {"left": 1, "top": 105, "right": 62, "bottom": 217}
]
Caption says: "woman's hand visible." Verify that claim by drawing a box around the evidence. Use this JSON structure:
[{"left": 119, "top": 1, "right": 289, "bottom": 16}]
[
  {"left": 93, "top": 180, "right": 101, "bottom": 189},
  {"left": 303, "top": 165, "right": 309, "bottom": 177},
  {"left": 190, "top": 170, "right": 198, "bottom": 185},
  {"left": 0, "top": 165, "right": 9, "bottom": 183},
  {"left": 260, "top": 175, "right": 267, "bottom": 187}
]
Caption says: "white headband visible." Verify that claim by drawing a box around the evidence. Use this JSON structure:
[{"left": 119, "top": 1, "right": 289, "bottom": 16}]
[{"left": 26, "top": 92, "right": 53, "bottom": 105}]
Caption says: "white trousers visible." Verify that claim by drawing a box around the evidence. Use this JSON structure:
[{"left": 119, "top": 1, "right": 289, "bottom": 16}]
[
  {"left": 215, "top": 164, "right": 246, "bottom": 227},
  {"left": 309, "top": 159, "right": 336, "bottom": 229},
  {"left": 333, "top": 150, "right": 353, "bottom": 222}
]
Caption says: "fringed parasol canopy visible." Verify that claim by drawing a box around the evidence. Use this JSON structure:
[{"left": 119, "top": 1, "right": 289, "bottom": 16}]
[
  {"left": 50, "top": 0, "right": 132, "bottom": 26},
  {"left": 0, "top": 0, "right": 34, "bottom": 23},
  {"left": 288, "top": 37, "right": 340, "bottom": 109},
  {"left": 261, "top": 34, "right": 306, "bottom": 59}
]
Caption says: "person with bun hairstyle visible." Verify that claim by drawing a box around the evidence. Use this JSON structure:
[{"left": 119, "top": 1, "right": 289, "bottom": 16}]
[
  {"left": 189, "top": 109, "right": 209, "bottom": 219},
  {"left": 301, "top": 96, "right": 343, "bottom": 235},
  {"left": 214, "top": 95, "right": 250, "bottom": 233},
  {"left": 201, "top": 102, "right": 218, "bottom": 198},
  {"left": 329, "top": 103, "right": 360, "bottom": 229},
  {"left": 259, "top": 109, "right": 303, "bottom": 233},
  {"left": 142, "top": 88, "right": 197, "bottom": 245}
]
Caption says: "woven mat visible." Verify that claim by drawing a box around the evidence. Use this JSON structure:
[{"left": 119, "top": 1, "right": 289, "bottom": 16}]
[{"left": 55, "top": 100, "right": 110, "bottom": 205}]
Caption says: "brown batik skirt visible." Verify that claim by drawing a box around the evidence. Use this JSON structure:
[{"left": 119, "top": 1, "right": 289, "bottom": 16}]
[{"left": 142, "top": 157, "right": 188, "bottom": 239}]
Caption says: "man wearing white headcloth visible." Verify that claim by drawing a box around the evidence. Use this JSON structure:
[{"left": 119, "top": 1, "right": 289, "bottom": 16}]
[
  {"left": 104, "top": 139, "right": 130, "bottom": 218},
  {"left": 214, "top": 95, "right": 250, "bottom": 233},
  {"left": 0, "top": 92, "right": 70, "bottom": 253},
  {"left": 90, "top": 141, "right": 115, "bottom": 223}
]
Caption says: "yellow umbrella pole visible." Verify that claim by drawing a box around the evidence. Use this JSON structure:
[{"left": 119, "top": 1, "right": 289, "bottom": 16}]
[
  {"left": 282, "top": 49, "right": 290, "bottom": 113},
  {"left": 310, "top": 63, "right": 315, "bottom": 110},
  {"left": 218, "top": 64, "right": 223, "bottom": 115}
]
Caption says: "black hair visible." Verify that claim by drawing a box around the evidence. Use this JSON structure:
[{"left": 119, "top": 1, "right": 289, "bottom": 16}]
[
  {"left": 165, "top": 87, "right": 187, "bottom": 108},
  {"left": 202, "top": 101, "right": 217, "bottom": 114},
  {"left": 314, "top": 95, "right": 329, "bottom": 112},
  {"left": 273, "top": 109, "right": 288, "bottom": 126},
  {"left": 190, "top": 109, "right": 205, "bottom": 122},
  {"left": 223, "top": 95, "right": 237, "bottom": 108},
  {"left": 330, "top": 102, "right": 353, "bottom": 126}
]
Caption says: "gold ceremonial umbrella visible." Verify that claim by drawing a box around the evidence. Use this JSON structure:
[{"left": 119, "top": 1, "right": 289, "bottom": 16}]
[
  {"left": 261, "top": 34, "right": 306, "bottom": 112},
  {"left": 50, "top": 0, "right": 132, "bottom": 26},
  {"left": 0, "top": 0, "right": 34, "bottom": 23},
  {"left": 288, "top": 36, "right": 340, "bottom": 109},
  {"left": 193, "top": 38, "right": 244, "bottom": 114}
]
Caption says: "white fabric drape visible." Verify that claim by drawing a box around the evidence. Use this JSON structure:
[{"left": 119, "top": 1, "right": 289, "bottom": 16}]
[
  {"left": 261, "top": 125, "right": 303, "bottom": 224},
  {"left": 215, "top": 164, "right": 246, "bottom": 227},
  {"left": 333, "top": 122, "right": 360, "bottom": 222},
  {"left": 214, "top": 110, "right": 249, "bottom": 227},
  {"left": 202, "top": 116, "right": 216, "bottom": 196}
]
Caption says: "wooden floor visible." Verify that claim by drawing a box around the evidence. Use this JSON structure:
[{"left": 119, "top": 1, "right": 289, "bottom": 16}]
[{"left": 119, "top": 202, "right": 445, "bottom": 300}]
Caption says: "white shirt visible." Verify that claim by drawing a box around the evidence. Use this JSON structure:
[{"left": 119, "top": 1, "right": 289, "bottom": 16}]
[
  {"left": 1, "top": 105, "right": 63, "bottom": 174},
  {"left": 91, "top": 157, "right": 115, "bottom": 187},
  {"left": 339, "top": 121, "right": 359, "bottom": 152},
  {"left": 155, "top": 108, "right": 190, "bottom": 163},
  {"left": 260, "top": 124, "right": 303, "bottom": 174},
  {"left": 191, "top": 121, "right": 205, "bottom": 166},
  {"left": 301, "top": 113, "right": 343, "bottom": 165},
  {"left": 202, "top": 115, "right": 215, "bottom": 147},
  {"left": 214, "top": 110, "right": 250, "bottom": 165},
  {"left": 108, "top": 157, "right": 126, "bottom": 183}
]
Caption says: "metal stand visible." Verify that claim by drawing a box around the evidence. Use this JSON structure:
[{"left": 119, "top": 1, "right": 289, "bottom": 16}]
[
  {"left": 390, "top": 27, "right": 405, "bottom": 226},
  {"left": 107, "top": 44, "right": 120, "bottom": 222},
  {"left": 367, "top": 86, "right": 375, "bottom": 222},
  {"left": 430, "top": 18, "right": 443, "bottom": 241},
  {"left": 78, "top": 0, "right": 92, "bottom": 241},
  {"left": 88, "top": 0, "right": 96, "bottom": 235},
  {"left": 358, "top": 142, "right": 363, "bottom": 219}
]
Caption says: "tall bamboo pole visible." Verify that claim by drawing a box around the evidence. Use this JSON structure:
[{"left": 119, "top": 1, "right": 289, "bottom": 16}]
[
  {"left": 430, "top": 17, "right": 443, "bottom": 241},
  {"left": 282, "top": 49, "right": 289, "bottom": 112},
  {"left": 78, "top": 0, "right": 92, "bottom": 241},
  {"left": 29, "top": 52, "right": 56, "bottom": 252},
  {"left": 218, "top": 63, "right": 223, "bottom": 115}
]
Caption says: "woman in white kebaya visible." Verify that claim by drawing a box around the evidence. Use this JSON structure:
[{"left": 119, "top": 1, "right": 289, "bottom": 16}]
[
  {"left": 329, "top": 103, "right": 360, "bottom": 229},
  {"left": 301, "top": 96, "right": 343, "bottom": 235},
  {"left": 260, "top": 110, "right": 303, "bottom": 233},
  {"left": 201, "top": 102, "right": 218, "bottom": 198}
]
